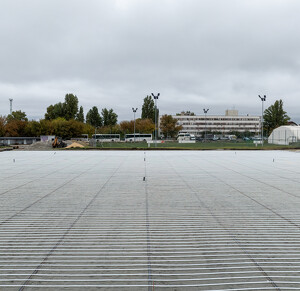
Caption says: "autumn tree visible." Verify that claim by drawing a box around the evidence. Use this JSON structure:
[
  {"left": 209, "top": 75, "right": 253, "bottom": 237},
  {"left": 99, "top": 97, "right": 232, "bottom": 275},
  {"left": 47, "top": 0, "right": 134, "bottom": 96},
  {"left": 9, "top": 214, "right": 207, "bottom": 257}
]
[
  {"left": 159, "top": 115, "right": 182, "bottom": 138},
  {"left": 263, "top": 99, "right": 290, "bottom": 136},
  {"left": 5, "top": 120, "right": 27, "bottom": 137},
  {"left": 97, "top": 124, "right": 121, "bottom": 134},
  {"left": 120, "top": 120, "right": 134, "bottom": 134},
  {"left": 120, "top": 118, "right": 154, "bottom": 135},
  {"left": 0, "top": 116, "right": 6, "bottom": 137},
  {"left": 136, "top": 118, "right": 155, "bottom": 133},
  {"left": 4, "top": 111, "right": 28, "bottom": 137}
]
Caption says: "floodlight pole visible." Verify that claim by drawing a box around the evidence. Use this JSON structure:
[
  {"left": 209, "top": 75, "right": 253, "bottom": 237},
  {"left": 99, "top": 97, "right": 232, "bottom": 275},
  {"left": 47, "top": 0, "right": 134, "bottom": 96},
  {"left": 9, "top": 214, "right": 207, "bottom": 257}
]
[
  {"left": 132, "top": 108, "right": 138, "bottom": 143},
  {"left": 9, "top": 99, "right": 13, "bottom": 114},
  {"left": 203, "top": 109, "right": 209, "bottom": 142},
  {"left": 152, "top": 93, "right": 160, "bottom": 147},
  {"left": 258, "top": 95, "right": 266, "bottom": 147}
]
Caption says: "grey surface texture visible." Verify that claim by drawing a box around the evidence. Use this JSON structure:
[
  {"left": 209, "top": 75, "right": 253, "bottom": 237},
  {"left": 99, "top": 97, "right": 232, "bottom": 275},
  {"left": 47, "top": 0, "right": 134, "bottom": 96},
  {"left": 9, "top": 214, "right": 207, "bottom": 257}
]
[{"left": 0, "top": 150, "right": 300, "bottom": 290}]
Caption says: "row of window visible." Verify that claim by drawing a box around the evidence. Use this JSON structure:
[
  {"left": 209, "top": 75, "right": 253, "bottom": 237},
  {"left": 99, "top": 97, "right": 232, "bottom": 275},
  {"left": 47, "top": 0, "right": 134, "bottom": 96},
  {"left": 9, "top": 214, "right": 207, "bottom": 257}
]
[
  {"left": 180, "top": 122, "right": 260, "bottom": 126},
  {"left": 182, "top": 127, "right": 259, "bottom": 131},
  {"left": 175, "top": 117, "right": 260, "bottom": 121}
]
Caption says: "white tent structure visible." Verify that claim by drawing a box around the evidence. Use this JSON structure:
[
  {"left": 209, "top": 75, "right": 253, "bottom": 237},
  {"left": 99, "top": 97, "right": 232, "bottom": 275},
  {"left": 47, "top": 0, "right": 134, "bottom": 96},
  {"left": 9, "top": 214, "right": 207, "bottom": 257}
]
[{"left": 268, "top": 126, "right": 300, "bottom": 145}]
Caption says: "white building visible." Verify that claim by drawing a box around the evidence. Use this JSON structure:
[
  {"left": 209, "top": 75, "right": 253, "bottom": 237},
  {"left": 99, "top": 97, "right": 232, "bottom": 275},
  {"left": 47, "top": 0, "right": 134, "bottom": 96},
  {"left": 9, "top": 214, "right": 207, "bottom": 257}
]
[
  {"left": 169, "top": 110, "right": 260, "bottom": 136},
  {"left": 268, "top": 126, "right": 300, "bottom": 145}
]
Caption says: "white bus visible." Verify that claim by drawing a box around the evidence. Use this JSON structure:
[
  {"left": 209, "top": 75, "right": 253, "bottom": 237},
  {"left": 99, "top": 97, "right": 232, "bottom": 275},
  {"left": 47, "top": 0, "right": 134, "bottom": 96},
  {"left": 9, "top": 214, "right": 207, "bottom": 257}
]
[
  {"left": 177, "top": 133, "right": 196, "bottom": 143},
  {"left": 92, "top": 134, "right": 121, "bottom": 142},
  {"left": 125, "top": 133, "right": 152, "bottom": 142}
]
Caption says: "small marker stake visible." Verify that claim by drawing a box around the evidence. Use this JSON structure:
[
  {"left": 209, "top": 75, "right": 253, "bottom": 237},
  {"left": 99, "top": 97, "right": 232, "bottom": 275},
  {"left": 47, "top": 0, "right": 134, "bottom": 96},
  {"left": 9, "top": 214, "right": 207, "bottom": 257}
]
[
  {"left": 13, "top": 159, "right": 15, "bottom": 163},
  {"left": 143, "top": 177, "right": 145, "bottom": 181}
]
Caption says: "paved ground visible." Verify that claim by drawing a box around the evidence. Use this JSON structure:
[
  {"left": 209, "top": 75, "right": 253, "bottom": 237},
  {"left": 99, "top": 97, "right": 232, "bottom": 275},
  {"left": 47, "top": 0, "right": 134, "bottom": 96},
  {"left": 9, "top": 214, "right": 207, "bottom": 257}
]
[{"left": 1, "top": 150, "right": 300, "bottom": 290}]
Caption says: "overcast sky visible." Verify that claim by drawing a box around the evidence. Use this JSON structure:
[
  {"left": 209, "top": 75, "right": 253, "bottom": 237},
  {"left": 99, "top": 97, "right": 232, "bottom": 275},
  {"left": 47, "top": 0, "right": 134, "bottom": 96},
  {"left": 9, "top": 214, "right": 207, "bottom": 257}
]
[{"left": 1, "top": 0, "right": 300, "bottom": 122}]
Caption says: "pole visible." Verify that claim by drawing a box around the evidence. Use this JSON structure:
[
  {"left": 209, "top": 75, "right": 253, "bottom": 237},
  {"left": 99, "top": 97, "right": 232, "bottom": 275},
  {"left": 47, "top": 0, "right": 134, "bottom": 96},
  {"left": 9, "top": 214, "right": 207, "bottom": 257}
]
[
  {"left": 261, "top": 100, "right": 263, "bottom": 146},
  {"left": 9, "top": 99, "right": 13, "bottom": 114},
  {"left": 132, "top": 108, "right": 138, "bottom": 143},
  {"left": 258, "top": 95, "right": 266, "bottom": 147},
  {"left": 155, "top": 98, "right": 157, "bottom": 146},
  {"left": 151, "top": 93, "right": 160, "bottom": 147},
  {"left": 203, "top": 109, "right": 209, "bottom": 142}
]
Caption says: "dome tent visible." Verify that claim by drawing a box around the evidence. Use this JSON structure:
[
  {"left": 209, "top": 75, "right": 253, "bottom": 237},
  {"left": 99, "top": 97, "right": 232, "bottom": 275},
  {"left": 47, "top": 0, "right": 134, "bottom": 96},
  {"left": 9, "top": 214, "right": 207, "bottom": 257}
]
[{"left": 268, "top": 126, "right": 300, "bottom": 145}]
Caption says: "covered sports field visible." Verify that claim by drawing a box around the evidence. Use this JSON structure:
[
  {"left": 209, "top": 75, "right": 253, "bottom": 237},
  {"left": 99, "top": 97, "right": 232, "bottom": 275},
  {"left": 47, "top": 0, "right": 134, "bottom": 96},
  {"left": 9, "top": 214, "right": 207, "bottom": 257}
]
[{"left": 1, "top": 150, "right": 300, "bottom": 290}]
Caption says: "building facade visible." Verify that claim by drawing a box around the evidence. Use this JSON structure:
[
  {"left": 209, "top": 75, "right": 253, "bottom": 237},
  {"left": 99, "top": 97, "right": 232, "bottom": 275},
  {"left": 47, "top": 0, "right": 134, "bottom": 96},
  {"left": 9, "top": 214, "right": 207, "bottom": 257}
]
[{"left": 170, "top": 110, "right": 260, "bottom": 136}]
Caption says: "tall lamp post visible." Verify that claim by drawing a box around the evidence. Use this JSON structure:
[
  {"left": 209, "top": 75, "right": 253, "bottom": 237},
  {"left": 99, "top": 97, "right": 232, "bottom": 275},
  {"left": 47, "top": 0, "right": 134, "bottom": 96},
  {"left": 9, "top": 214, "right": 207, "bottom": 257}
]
[
  {"left": 132, "top": 107, "right": 138, "bottom": 143},
  {"left": 258, "top": 95, "right": 266, "bottom": 146},
  {"left": 9, "top": 99, "right": 13, "bottom": 114},
  {"left": 203, "top": 108, "right": 209, "bottom": 142},
  {"left": 151, "top": 93, "right": 160, "bottom": 147}
]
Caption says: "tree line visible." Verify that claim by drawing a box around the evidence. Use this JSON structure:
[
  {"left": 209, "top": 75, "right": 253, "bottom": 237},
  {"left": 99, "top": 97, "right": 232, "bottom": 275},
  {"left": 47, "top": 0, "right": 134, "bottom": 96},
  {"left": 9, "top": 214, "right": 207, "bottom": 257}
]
[
  {"left": 0, "top": 94, "right": 182, "bottom": 139},
  {"left": 0, "top": 94, "right": 290, "bottom": 139}
]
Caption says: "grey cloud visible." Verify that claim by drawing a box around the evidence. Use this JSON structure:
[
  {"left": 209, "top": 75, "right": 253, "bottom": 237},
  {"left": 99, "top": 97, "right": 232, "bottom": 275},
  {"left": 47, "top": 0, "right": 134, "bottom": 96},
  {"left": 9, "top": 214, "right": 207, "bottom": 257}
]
[{"left": 0, "top": 0, "right": 300, "bottom": 122}]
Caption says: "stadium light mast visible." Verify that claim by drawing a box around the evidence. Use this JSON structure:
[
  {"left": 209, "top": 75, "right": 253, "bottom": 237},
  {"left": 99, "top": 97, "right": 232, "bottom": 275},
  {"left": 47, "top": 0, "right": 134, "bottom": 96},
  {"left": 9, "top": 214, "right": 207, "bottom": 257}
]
[
  {"left": 132, "top": 107, "right": 138, "bottom": 143},
  {"left": 203, "top": 108, "right": 209, "bottom": 142},
  {"left": 9, "top": 99, "right": 13, "bottom": 114},
  {"left": 151, "top": 93, "right": 160, "bottom": 147},
  {"left": 258, "top": 95, "right": 266, "bottom": 146}
]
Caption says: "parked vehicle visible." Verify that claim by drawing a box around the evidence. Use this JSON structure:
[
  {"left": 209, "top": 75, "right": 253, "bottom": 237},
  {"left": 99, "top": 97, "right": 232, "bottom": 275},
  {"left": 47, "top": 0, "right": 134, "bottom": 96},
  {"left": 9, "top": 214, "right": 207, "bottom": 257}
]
[{"left": 125, "top": 133, "right": 152, "bottom": 142}]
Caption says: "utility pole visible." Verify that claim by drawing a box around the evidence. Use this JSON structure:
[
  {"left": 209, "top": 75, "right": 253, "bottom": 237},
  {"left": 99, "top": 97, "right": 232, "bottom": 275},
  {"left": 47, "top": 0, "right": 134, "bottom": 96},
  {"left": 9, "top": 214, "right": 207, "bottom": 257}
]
[
  {"left": 151, "top": 93, "right": 160, "bottom": 147},
  {"left": 132, "top": 108, "right": 138, "bottom": 143},
  {"left": 203, "top": 108, "right": 209, "bottom": 142},
  {"left": 258, "top": 95, "right": 266, "bottom": 146}
]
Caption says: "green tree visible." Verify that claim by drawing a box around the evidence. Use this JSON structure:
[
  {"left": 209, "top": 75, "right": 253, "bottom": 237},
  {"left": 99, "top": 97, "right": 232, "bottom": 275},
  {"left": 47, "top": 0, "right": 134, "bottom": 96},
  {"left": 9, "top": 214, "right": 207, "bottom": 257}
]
[
  {"left": 25, "top": 121, "right": 42, "bottom": 136},
  {"left": 82, "top": 122, "right": 95, "bottom": 138},
  {"left": 263, "top": 99, "right": 290, "bottom": 136},
  {"left": 159, "top": 114, "right": 182, "bottom": 138},
  {"left": 7, "top": 110, "right": 28, "bottom": 122},
  {"left": 101, "top": 108, "right": 118, "bottom": 127},
  {"left": 44, "top": 93, "right": 79, "bottom": 120},
  {"left": 76, "top": 106, "right": 84, "bottom": 122},
  {"left": 86, "top": 106, "right": 102, "bottom": 127},
  {"left": 63, "top": 93, "right": 79, "bottom": 120},
  {"left": 141, "top": 96, "right": 155, "bottom": 122},
  {"left": 43, "top": 118, "right": 85, "bottom": 139},
  {"left": 45, "top": 103, "right": 64, "bottom": 120}
]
